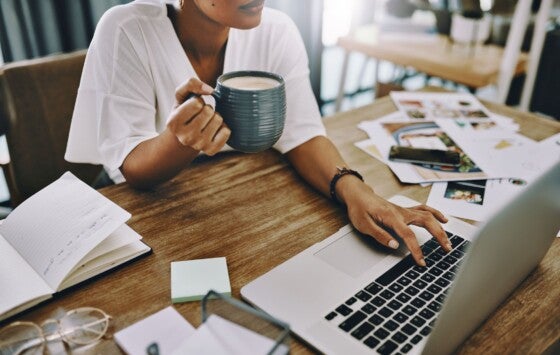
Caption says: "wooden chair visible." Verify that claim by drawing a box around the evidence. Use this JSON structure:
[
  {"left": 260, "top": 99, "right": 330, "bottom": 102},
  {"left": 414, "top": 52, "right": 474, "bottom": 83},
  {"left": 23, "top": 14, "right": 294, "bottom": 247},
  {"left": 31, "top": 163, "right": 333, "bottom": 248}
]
[{"left": 0, "top": 50, "right": 103, "bottom": 207}]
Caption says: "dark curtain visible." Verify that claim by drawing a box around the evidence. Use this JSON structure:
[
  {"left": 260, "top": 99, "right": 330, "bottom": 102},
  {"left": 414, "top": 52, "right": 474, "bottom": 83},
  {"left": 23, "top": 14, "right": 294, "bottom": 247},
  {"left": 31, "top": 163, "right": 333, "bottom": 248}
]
[
  {"left": 266, "top": 0, "right": 324, "bottom": 106},
  {"left": 0, "top": 0, "right": 131, "bottom": 63}
]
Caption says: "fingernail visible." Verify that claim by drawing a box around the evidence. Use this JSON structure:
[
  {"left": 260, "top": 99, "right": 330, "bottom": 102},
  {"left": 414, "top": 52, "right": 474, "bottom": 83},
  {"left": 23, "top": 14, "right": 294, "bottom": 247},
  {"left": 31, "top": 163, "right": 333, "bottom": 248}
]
[
  {"left": 446, "top": 242, "right": 452, "bottom": 251},
  {"left": 388, "top": 240, "right": 399, "bottom": 249},
  {"left": 202, "top": 83, "right": 214, "bottom": 92},
  {"left": 419, "top": 258, "right": 426, "bottom": 267}
]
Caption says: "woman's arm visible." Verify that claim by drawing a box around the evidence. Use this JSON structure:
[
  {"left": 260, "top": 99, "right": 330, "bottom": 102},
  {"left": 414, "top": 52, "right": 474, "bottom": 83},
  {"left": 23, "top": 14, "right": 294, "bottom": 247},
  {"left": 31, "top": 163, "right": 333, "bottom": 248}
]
[
  {"left": 121, "top": 78, "right": 231, "bottom": 189},
  {"left": 286, "top": 136, "right": 452, "bottom": 266}
]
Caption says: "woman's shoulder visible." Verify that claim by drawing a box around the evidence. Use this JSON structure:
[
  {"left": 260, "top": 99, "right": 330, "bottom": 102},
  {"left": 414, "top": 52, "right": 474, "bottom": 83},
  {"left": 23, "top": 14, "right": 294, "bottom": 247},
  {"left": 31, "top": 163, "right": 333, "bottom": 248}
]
[{"left": 94, "top": 0, "right": 165, "bottom": 38}]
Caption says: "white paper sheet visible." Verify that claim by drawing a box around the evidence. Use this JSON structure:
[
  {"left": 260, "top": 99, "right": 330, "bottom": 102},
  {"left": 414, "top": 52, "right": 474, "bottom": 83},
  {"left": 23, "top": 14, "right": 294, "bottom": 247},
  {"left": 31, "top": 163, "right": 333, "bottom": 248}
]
[
  {"left": 427, "top": 135, "right": 560, "bottom": 221},
  {"left": 115, "top": 306, "right": 195, "bottom": 355},
  {"left": 173, "top": 314, "right": 288, "bottom": 355}
]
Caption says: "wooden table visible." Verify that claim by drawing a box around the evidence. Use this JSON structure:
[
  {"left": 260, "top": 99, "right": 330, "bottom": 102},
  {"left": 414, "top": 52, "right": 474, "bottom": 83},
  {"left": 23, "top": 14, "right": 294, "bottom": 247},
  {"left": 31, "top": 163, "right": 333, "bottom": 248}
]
[
  {"left": 2, "top": 95, "right": 558, "bottom": 354},
  {"left": 334, "top": 25, "right": 528, "bottom": 112}
]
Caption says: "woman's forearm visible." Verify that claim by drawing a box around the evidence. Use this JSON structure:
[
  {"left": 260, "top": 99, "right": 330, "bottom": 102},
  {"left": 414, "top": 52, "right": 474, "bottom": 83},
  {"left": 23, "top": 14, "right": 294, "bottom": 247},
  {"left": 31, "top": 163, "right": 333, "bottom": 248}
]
[{"left": 120, "top": 128, "right": 200, "bottom": 189}]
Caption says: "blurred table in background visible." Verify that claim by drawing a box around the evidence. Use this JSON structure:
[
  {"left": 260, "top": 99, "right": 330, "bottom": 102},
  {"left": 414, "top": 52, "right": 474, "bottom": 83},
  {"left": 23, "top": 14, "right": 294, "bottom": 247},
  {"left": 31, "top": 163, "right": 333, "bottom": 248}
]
[{"left": 335, "top": 24, "right": 528, "bottom": 112}]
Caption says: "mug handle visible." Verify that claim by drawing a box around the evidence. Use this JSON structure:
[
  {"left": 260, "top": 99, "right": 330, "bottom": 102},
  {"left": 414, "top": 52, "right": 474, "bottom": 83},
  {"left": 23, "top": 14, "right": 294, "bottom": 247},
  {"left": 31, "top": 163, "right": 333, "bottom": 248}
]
[{"left": 183, "top": 92, "right": 219, "bottom": 109}]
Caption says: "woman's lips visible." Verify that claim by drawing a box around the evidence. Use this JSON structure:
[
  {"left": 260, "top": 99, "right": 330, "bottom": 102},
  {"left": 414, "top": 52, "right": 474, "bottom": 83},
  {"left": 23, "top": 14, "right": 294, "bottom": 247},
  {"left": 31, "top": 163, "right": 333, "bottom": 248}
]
[{"left": 239, "top": 0, "right": 264, "bottom": 14}]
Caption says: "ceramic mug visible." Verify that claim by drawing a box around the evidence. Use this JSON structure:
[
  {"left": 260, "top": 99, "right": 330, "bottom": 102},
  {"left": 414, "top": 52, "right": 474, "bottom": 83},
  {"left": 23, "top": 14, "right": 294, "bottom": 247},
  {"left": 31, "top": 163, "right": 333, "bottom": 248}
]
[{"left": 212, "top": 70, "right": 286, "bottom": 153}]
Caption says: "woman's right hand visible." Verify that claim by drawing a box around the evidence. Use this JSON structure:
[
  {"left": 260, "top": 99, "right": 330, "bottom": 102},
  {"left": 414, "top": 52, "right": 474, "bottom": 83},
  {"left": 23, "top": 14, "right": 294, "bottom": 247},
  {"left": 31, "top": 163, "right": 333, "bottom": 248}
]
[{"left": 167, "top": 78, "right": 231, "bottom": 156}]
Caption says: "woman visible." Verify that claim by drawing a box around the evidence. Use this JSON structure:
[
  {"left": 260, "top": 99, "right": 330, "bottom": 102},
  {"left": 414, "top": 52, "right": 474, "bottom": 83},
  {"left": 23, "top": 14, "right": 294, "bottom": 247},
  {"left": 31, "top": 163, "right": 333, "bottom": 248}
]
[{"left": 66, "top": 0, "right": 451, "bottom": 265}]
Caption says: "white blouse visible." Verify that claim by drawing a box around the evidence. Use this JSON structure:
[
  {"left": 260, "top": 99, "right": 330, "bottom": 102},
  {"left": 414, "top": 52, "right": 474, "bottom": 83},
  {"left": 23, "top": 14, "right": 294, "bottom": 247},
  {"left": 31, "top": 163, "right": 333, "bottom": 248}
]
[{"left": 65, "top": 0, "right": 326, "bottom": 183}]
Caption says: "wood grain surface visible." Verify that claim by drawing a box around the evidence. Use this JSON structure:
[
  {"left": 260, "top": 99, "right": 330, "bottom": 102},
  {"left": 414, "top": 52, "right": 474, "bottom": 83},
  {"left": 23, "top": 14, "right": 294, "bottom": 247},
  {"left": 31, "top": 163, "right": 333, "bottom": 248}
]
[{"left": 2, "top": 93, "right": 558, "bottom": 354}]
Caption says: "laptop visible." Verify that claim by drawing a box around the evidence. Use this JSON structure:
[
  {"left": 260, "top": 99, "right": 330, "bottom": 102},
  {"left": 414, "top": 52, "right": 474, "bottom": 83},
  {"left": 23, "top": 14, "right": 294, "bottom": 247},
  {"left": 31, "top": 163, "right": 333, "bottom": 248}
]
[{"left": 241, "top": 161, "right": 560, "bottom": 355}]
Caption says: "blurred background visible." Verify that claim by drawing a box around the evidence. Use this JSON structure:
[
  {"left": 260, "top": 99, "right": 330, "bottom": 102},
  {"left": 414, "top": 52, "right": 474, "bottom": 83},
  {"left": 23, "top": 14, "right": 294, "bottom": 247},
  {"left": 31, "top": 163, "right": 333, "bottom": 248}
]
[{"left": 0, "top": 0, "right": 559, "bottom": 208}]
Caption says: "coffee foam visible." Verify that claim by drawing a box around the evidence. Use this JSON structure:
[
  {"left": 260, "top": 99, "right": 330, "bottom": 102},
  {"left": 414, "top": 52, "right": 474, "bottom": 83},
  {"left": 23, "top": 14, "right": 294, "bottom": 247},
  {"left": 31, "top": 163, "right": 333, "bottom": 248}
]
[{"left": 222, "top": 76, "right": 280, "bottom": 90}]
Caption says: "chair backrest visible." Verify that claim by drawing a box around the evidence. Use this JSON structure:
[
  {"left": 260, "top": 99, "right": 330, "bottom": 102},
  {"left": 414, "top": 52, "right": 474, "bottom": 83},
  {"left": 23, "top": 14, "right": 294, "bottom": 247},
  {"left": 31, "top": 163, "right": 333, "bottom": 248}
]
[{"left": 0, "top": 50, "right": 103, "bottom": 206}]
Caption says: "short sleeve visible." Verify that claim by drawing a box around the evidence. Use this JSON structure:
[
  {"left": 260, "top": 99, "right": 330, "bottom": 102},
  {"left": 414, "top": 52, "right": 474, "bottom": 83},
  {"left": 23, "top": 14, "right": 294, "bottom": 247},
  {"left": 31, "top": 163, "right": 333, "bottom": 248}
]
[
  {"left": 269, "top": 14, "right": 326, "bottom": 153},
  {"left": 65, "top": 7, "right": 158, "bottom": 180}
]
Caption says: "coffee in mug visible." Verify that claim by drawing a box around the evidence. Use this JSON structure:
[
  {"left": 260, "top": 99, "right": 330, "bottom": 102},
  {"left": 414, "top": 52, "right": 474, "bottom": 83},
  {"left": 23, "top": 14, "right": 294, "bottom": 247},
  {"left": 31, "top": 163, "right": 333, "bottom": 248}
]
[
  {"left": 221, "top": 76, "right": 281, "bottom": 91},
  {"left": 213, "top": 71, "right": 286, "bottom": 153}
]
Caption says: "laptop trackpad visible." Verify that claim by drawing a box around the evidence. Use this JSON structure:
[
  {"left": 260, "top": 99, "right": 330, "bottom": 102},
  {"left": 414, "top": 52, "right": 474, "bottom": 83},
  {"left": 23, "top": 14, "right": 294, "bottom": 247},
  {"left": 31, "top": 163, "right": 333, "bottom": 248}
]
[{"left": 314, "top": 229, "right": 405, "bottom": 278}]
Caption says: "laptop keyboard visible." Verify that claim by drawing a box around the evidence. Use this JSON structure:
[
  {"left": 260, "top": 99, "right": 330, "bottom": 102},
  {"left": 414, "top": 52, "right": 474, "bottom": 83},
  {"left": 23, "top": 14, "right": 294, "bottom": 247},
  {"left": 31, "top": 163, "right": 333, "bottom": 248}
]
[{"left": 324, "top": 232, "right": 470, "bottom": 355}]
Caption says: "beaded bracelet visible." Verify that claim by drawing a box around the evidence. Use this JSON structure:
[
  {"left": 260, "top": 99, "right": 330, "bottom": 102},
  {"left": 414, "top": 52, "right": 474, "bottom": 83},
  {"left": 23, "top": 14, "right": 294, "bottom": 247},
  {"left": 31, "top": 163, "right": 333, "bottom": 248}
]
[{"left": 329, "top": 166, "right": 364, "bottom": 205}]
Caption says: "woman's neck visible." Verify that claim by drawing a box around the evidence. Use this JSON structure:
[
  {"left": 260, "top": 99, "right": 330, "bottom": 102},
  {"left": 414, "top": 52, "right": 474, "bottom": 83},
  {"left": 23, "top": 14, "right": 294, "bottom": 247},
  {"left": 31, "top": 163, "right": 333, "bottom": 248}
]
[{"left": 172, "top": 2, "right": 229, "bottom": 85}]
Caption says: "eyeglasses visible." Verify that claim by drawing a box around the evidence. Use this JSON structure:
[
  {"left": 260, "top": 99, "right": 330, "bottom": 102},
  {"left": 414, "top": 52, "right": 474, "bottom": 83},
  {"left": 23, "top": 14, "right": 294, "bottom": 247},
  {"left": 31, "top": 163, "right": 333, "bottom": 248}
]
[{"left": 0, "top": 307, "right": 112, "bottom": 355}]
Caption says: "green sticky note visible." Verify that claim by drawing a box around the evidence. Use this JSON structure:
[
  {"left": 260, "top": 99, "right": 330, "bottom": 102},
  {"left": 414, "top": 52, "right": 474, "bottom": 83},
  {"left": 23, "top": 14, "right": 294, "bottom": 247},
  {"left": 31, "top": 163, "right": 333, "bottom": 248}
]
[{"left": 171, "top": 257, "right": 231, "bottom": 303}]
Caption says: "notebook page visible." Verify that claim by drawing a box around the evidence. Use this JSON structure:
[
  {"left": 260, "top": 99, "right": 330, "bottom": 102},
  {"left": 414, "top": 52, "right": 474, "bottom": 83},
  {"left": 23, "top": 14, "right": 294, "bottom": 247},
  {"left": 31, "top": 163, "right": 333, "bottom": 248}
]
[
  {"left": 0, "top": 236, "right": 52, "bottom": 319},
  {"left": 0, "top": 172, "right": 130, "bottom": 290}
]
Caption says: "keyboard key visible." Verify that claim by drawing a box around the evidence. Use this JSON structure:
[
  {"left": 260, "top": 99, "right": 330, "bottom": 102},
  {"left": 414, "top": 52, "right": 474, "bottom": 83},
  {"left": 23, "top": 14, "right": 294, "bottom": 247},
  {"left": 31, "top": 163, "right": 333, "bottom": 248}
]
[
  {"left": 365, "top": 282, "right": 384, "bottom": 295},
  {"left": 458, "top": 241, "right": 470, "bottom": 252},
  {"left": 411, "top": 335, "right": 423, "bottom": 344},
  {"left": 412, "top": 280, "right": 428, "bottom": 289},
  {"left": 428, "top": 267, "right": 444, "bottom": 277},
  {"left": 396, "top": 293, "right": 412, "bottom": 303},
  {"left": 339, "top": 310, "right": 367, "bottom": 332},
  {"left": 368, "top": 314, "right": 384, "bottom": 325},
  {"left": 377, "top": 340, "right": 398, "bottom": 355},
  {"left": 419, "top": 291, "right": 435, "bottom": 301},
  {"left": 371, "top": 296, "right": 386, "bottom": 307},
  {"left": 335, "top": 304, "right": 352, "bottom": 316},
  {"left": 412, "top": 265, "right": 428, "bottom": 273},
  {"left": 434, "top": 277, "right": 450, "bottom": 288},
  {"left": 391, "top": 331, "right": 408, "bottom": 344},
  {"left": 427, "top": 284, "right": 442, "bottom": 294},
  {"left": 451, "top": 250, "right": 464, "bottom": 259},
  {"left": 405, "top": 270, "right": 420, "bottom": 279},
  {"left": 345, "top": 297, "right": 357, "bottom": 305},
  {"left": 429, "top": 319, "right": 437, "bottom": 327},
  {"left": 427, "top": 301, "right": 442, "bottom": 313},
  {"left": 376, "top": 255, "right": 416, "bottom": 286},
  {"left": 443, "top": 255, "right": 458, "bottom": 264},
  {"left": 389, "top": 283, "right": 404, "bottom": 293},
  {"left": 402, "top": 305, "right": 417, "bottom": 316},
  {"left": 427, "top": 252, "right": 443, "bottom": 262},
  {"left": 420, "top": 326, "right": 432, "bottom": 336},
  {"left": 411, "top": 298, "right": 426, "bottom": 308},
  {"left": 425, "top": 239, "right": 440, "bottom": 250},
  {"left": 450, "top": 264, "right": 460, "bottom": 274},
  {"left": 380, "top": 290, "right": 395, "bottom": 300},
  {"left": 421, "top": 243, "right": 435, "bottom": 254},
  {"left": 351, "top": 322, "right": 375, "bottom": 340},
  {"left": 397, "top": 276, "right": 412, "bottom": 286},
  {"left": 393, "top": 312, "right": 409, "bottom": 323},
  {"left": 404, "top": 286, "right": 420, "bottom": 296},
  {"left": 364, "top": 336, "right": 380, "bottom": 349},
  {"left": 419, "top": 308, "right": 435, "bottom": 320},
  {"left": 383, "top": 319, "right": 399, "bottom": 331},
  {"left": 356, "top": 290, "right": 373, "bottom": 302},
  {"left": 410, "top": 316, "right": 426, "bottom": 328},
  {"left": 374, "top": 328, "right": 390, "bottom": 339},
  {"left": 449, "top": 235, "right": 464, "bottom": 248},
  {"left": 387, "top": 300, "right": 403, "bottom": 311},
  {"left": 436, "top": 261, "right": 452, "bottom": 270},
  {"left": 401, "top": 323, "right": 417, "bottom": 335},
  {"left": 361, "top": 304, "right": 376, "bottom": 314},
  {"left": 442, "top": 271, "right": 455, "bottom": 281},
  {"left": 379, "top": 307, "right": 394, "bottom": 317},
  {"left": 420, "top": 273, "right": 436, "bottom": 283},
  {"left": 325, "top": 312, "right": 337, "bottom": 320},
  {"left": 424, "top": 258, "right": 435, "bottom": 268},
  {"left": 436, "top": 293, "right": 446, "bottom": 304},
  {"left": 401, "top": 343, "right": 413, "bottom": 354}
]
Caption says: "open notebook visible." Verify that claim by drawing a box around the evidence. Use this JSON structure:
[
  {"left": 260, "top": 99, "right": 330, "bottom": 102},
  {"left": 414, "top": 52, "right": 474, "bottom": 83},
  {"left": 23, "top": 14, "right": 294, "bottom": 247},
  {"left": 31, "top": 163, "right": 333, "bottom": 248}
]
[{"left": 0, "top": 172, "right": 151, "bottom": 321}]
